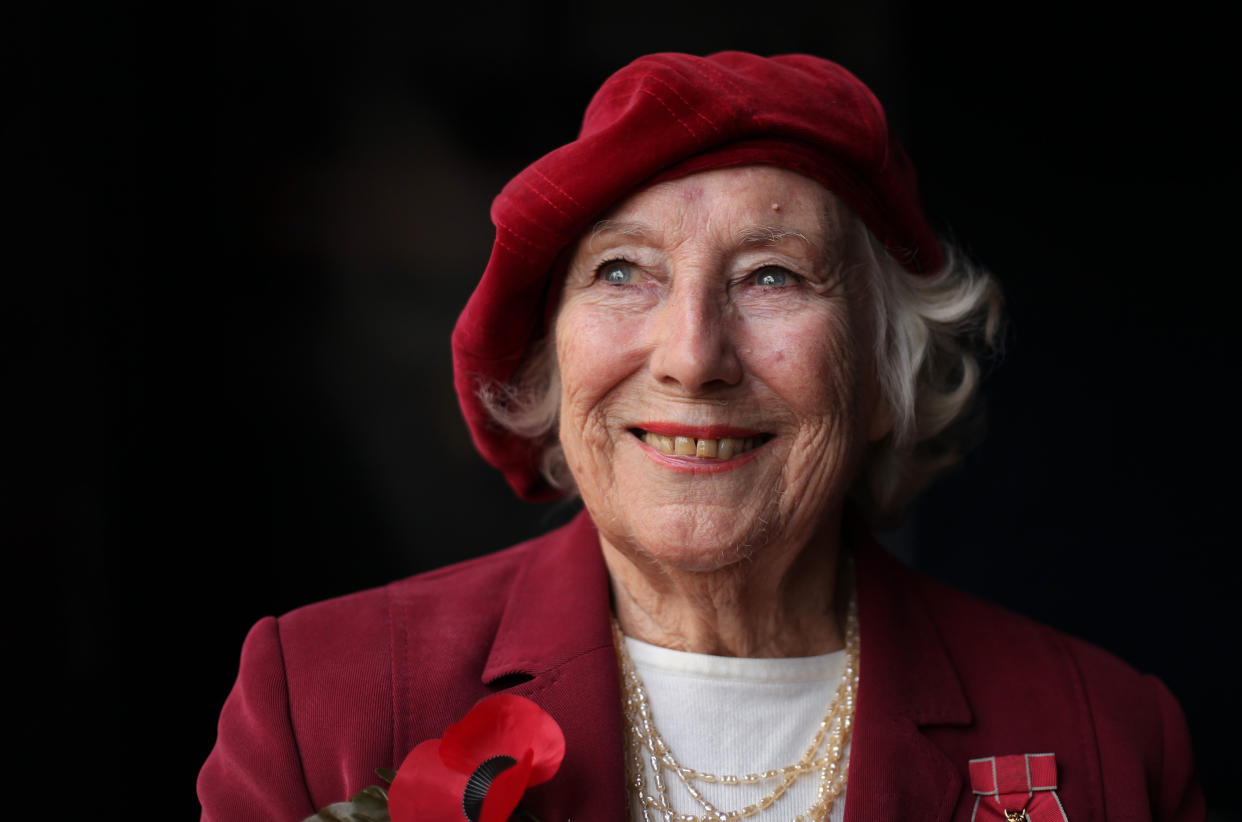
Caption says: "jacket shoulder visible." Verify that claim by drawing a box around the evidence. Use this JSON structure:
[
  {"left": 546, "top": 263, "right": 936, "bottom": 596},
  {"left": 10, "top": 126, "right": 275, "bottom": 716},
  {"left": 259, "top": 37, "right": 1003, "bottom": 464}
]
[
  {"left": 201, "top": 534, "right": 551, "bottom": 819},
  {"left": 908, "top": 568, "right": 1171, "bottom": 697},
  {"left": 277, "top": 535, "right": 539, "bottom": 650},
  {"left": 273, "top": 535, "right": 546, "bottom": 728},
  {"left": 908, "top": 565, "right": 1167, "bottom": 730}
]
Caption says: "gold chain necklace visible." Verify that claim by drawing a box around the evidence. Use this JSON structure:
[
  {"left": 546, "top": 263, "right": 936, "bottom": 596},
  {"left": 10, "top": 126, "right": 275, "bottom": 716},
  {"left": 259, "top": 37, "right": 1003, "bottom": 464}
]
[{"left": 612, "top": 593, "right": 859, "bottom": 822}]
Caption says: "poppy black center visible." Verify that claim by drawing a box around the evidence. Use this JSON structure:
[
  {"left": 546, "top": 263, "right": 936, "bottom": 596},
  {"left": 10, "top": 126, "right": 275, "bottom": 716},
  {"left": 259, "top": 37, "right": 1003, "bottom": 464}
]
[{"left": 462, "top": 754, "right": 518, "bottom": 822}]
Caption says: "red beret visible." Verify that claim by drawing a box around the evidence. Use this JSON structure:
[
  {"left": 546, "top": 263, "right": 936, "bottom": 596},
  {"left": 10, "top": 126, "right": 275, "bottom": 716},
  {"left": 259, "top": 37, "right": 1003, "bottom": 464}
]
[{"left": 452, "top": 51, "right": 943, "bottom": 500}]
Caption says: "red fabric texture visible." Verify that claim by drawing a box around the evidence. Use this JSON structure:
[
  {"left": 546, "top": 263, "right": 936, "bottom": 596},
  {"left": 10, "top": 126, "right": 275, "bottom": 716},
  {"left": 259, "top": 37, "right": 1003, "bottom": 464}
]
[
  {"left": 198, "top": 512, "right": 1204, "bottom": 821},
  {"left": 452, "top": 51, "right": 945, "bottom": 501}
]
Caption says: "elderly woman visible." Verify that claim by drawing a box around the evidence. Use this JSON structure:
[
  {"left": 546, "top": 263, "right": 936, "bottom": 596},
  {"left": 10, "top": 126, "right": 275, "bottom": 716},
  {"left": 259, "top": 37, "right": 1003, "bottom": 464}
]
[{"left": 199, "top": 52, "right": 1201, "bottom": 822}]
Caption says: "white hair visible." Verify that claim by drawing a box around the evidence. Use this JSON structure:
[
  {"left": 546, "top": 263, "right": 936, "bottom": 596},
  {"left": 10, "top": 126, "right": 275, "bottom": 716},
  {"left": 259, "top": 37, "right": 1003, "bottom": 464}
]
[
  {"left": 857, "top": 232, "right": 1003, "bottom": 524},
  {"left": 477, "top": 232, "right": 1003, "bottom": 525}
]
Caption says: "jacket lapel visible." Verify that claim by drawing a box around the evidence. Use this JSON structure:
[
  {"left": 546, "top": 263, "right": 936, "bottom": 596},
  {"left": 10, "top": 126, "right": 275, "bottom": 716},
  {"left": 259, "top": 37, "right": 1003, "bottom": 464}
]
[
  {"left": 843, "top": 537, "right": 973, "bottom": 822},
  {"left": 482, "top": 511, "right": 627, "bottom": 821}
]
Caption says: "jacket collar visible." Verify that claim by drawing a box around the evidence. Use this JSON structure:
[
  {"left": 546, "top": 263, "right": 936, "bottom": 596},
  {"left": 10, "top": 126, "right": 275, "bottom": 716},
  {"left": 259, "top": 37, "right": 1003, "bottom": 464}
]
[
  {"left": 482, "top": 509, "right": 613, "bottom": 682},
  {"left": 843, "top": 533, "right": 973, "bottom": 822},
  {"left": 854, "top": 534, "right": 971, "bottom": 726}
]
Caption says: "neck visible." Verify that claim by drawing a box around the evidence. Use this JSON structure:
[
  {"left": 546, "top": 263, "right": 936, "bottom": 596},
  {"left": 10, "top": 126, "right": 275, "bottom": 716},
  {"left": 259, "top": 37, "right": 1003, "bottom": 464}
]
[{"left": 602, "top": 522, "right": 849, "bottom": 658}]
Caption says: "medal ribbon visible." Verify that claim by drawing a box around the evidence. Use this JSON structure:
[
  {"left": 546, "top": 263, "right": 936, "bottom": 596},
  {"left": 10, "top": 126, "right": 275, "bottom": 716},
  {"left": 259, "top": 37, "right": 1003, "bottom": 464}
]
[{"left": 968, "top": 753, "right": 1068, "bottom": 822}]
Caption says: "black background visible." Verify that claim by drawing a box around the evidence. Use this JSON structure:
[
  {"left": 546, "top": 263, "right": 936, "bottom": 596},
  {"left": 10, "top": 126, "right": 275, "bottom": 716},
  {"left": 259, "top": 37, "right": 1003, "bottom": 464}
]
[{"left": 15, "top": 1, "right": 1238, "bottom": 818}]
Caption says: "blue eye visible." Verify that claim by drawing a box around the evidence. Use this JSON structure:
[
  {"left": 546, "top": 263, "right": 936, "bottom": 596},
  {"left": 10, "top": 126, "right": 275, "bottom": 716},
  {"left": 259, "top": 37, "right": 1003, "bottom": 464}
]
[
  {"left": 754, "top": 266, "right": 792, "bottom": 287},
  {"left": 598, "top": 260, "right": 638, "bottom": 285}
]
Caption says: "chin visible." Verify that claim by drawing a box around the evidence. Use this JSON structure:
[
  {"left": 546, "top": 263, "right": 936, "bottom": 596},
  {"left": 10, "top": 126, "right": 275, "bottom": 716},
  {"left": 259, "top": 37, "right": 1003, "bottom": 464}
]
[{"left": 611, "top": 497, "right": 784, "bottom": 573}]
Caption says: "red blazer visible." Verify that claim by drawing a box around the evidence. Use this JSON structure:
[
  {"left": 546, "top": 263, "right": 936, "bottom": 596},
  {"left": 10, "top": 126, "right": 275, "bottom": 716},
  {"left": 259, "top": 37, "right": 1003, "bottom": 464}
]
[{"left": 198, "top": 512, "right": 1202, "bottom": 821}]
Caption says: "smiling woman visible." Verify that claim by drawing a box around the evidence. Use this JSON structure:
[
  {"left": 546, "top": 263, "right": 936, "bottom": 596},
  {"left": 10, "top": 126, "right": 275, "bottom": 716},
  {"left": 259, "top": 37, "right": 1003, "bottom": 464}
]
[
  {"left": 555, "top": 168, "right": 883, "bottom": 654},
  {"left": 200, "top": 51, "right": 1202, "bottom": 822}
]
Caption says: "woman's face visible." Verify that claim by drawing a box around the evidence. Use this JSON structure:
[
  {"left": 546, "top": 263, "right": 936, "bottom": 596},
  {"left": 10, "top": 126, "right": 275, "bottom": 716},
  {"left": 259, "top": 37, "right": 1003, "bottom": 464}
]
[{"left": 555, "top": 166, "right": 889, "bottom": 572}]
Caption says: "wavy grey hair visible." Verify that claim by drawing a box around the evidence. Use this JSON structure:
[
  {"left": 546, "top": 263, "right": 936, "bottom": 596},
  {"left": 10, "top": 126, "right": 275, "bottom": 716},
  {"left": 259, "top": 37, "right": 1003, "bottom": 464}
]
[{"left": 478, "top": 227, "right": 1003, "bottom": 526}]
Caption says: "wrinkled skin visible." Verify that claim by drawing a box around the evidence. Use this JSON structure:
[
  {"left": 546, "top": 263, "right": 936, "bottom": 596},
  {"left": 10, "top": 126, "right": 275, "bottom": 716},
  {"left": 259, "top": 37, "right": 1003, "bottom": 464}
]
[{"left": 555, "top": 166, "right": 889, "bottom": 657}]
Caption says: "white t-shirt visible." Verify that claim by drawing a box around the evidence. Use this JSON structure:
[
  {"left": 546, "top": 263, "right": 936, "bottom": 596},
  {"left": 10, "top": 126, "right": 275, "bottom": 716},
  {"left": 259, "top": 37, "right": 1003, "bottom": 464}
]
[{"left": 623, "top": 636, "right": 850, "bottom": 821}]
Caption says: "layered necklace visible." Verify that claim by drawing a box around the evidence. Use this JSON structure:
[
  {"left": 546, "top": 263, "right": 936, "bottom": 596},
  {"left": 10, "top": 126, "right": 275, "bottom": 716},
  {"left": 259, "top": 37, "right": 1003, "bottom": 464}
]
[{"left": 613, "top": 591, "right": 859, "bottom": 822}]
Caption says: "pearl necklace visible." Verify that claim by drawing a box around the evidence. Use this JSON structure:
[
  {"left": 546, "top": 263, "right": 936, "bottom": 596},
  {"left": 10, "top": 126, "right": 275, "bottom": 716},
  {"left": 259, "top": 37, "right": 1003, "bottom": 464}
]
[{"left": 612, "top": 593, "right": 859, "bottom": 822}]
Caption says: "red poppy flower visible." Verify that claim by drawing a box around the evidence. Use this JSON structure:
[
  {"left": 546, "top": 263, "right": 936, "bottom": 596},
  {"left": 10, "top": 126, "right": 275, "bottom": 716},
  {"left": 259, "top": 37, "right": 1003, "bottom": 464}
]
[{"left": 387, "top": 694, "right": 566, "bottom": 822}]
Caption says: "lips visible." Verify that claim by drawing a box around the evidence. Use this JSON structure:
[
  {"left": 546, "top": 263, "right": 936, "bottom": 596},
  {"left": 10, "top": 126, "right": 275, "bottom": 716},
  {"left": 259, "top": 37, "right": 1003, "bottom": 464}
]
[{"left": 630, "top": 426, "right": 771, "bottom": 460}]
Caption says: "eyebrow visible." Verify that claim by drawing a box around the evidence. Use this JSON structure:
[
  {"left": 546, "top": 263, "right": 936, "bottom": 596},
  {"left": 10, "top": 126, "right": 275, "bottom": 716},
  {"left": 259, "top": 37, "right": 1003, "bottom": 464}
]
[
  {"left": 590, "top": 219, "right": 653, "bottom": 242},
  {"left": 736, "top": 224, "right": 817, "bottom": 252}
]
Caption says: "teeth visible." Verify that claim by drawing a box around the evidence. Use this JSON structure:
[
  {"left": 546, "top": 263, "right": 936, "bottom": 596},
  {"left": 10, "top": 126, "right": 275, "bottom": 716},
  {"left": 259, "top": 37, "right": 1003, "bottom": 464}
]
[{"left": 641, "top": 431, "right": 761, "bottom": 460}]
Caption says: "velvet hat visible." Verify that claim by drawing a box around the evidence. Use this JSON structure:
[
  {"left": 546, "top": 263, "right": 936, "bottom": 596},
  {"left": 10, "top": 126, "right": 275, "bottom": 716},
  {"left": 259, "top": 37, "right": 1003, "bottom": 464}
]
[{"left": 452, "top": 51, "right": 942, "bottom": 500}]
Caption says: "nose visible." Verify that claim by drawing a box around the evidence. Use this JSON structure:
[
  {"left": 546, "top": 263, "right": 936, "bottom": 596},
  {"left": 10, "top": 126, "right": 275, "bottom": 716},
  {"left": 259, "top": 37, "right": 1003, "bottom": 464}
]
[{"left": 648, "top": 279, "right": 743, "bottom": 393}]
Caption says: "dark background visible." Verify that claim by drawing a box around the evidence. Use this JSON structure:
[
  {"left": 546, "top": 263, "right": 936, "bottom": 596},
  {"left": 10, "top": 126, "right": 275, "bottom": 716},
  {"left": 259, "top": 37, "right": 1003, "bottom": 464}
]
[{"left": 16, "top": 1, "right": 1237, "bottom": 818}]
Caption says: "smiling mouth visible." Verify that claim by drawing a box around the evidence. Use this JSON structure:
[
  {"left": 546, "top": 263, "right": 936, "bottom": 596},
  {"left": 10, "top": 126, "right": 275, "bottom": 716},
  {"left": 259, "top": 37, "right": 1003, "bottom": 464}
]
[{"left": 630, "top": 428, "right": 772, "bottom": 459}]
